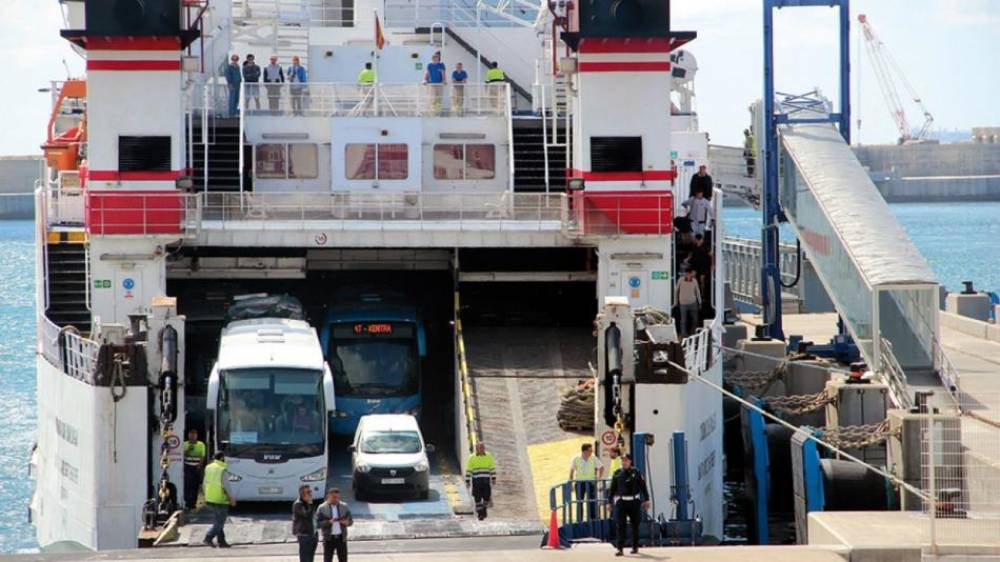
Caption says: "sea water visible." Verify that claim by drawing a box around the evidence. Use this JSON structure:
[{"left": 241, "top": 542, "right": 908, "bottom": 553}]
[{"left": 0, "top": 202, "right": 998, "bottom": 551}]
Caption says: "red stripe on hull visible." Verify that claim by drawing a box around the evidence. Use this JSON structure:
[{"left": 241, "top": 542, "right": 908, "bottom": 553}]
[
  {"left": 88, "top": 171, "right": 182, "bottom": 181},
  {"left": 568, "top": 169, "right": 677, "bottom": 181},
  {"left": 84, "top": 36, "right": 183, "bottom": 50}
]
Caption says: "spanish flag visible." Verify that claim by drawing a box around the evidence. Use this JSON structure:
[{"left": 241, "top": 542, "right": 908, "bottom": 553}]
[{"left": 375, "top": 11, "right": 385, "bottom": 50}]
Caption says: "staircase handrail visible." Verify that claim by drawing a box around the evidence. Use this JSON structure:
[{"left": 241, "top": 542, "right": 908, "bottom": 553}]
[{"left": 878, "top": 336, "right": 914, "bottom": 410}]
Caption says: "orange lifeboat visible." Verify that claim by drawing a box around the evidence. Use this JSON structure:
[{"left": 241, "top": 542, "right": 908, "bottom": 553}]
[{"left": 41, "top": 79, "right": 87, "bottom": 172}]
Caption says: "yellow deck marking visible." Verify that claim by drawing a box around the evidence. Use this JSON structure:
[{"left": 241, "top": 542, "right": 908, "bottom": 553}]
[
  {"left": 46, "top": 230, "right": 87, "bottom": 244},
  {"left": 527, "top": 435, "right": 591, "bottom": 523}
]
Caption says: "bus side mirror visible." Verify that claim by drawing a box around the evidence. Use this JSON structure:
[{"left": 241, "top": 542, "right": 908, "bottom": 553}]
[
  {"left": 323, "top": 363, "right": 336, "bottom": 413},
  {"left": 206, "top": 364, "right": 220, "bottom": 411}
]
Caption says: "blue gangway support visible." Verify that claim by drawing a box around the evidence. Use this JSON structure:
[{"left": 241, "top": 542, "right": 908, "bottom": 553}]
[
  {"left": 671, "top": 431, "right": 690, "bottom": 521},
  {"left": 746, "top": 399, "right": 771, "bottom": 544},
  {"left": 761, "top": 0, "right": 851, "bottom": 340}
]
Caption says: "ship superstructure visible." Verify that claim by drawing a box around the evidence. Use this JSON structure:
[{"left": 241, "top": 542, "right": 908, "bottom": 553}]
[{"left": 32, "top": 0, "right": 724, "bottom": 550}]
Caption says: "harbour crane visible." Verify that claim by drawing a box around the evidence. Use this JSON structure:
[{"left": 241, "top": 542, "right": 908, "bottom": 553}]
[{"left": 857, "top": 13, "right": 934, "bottom": 144}]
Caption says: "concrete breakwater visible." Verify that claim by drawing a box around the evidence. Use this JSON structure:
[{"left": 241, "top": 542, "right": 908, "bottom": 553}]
[
  {"left": 855, "top": 142, "right": 1000, "bottom": 203},
  {"left": 0, "top": 156, "right": 41, "bottom": 220}
]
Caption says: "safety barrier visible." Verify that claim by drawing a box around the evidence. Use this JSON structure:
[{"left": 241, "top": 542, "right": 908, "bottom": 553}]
[
  {"left": 86, "top": 191, "right": 200, "bottom": 236},
  {"left": 566, "top": 192, "right": 674, "bottom": 236},
  {"left": 242, "top": 82, "right": 510, "bottom": 118},
  {"left": 454, "top": 292, "right": 478, "bottom": 453},
  {"left": 877, "top": 337, "right": 914, "bottom": 411},
  {"left": 39, "top": 314, "right": 100, "bottom": 385},
  {"left": 721, "top": 237, "right": 800, "bottom": 307},
  {"left": 681, "top": 327, "right": 713, "bottom": 377},
  {"left": 548, "top": 478, "right": 616, "bottom": 542}
]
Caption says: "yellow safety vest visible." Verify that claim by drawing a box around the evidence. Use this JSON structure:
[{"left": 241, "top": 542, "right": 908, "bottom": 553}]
[
  {"left": 204, "top": 460, "right": 229, "bottom": 505},
  {"left": 573, "top": 456, "right": 599, "bottom": 480},
  {"left": 183, "top": 440, "right": 206, "bottom": 467},
  {"left": 466, "top": 452, "right": 497, "bottom": 480},
  {"left": 358, "top": 69, "right": 376, "bottom": 85},
  {"left": 609, "top": 457, "right": 622, "bottom": 478},
  {"left": 485, "top": 68, "right": 506, "bottom": 82}
]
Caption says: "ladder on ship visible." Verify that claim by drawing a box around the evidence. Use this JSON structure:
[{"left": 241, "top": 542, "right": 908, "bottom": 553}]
[{"left": 45, "top": 233, "right": 91, "bottom": 334}]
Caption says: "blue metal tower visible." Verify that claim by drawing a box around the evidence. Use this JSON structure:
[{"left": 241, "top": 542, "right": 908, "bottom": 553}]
[{"left": 761, "top": 0, "right": 851, "bottom": 340}]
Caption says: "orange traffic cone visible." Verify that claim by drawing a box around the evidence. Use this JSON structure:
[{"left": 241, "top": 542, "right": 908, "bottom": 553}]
[{"left": 545, "top": 509, "right": 562, "bottom": 549}]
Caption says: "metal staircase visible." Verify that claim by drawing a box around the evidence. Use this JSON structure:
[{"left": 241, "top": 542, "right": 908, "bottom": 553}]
[
  {"left": 45, "top": 241, "right": 91, "bottom": 333},
  {"left": 191, "top": 117, "right": 246, "bottom": 192},
  {"left": 512, "top": 117, "right": 569, "bottom": 192},
  {"left": 231, "top": 0, "right": 310, "bottom": 67}
]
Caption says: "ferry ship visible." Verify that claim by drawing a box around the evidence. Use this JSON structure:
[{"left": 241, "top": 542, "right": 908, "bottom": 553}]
[{"left": 31, "top": 0, "right": 729, "bottom": 551}]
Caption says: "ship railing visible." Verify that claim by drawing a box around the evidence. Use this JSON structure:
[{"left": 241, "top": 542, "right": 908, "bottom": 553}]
[
  {"left": 682, "top": 323, "right": 717, "bottom": 378},
  {"left": 38, "top": 315, "right": 99, "bottom": 385},
  {"left": 562, "top": 192, "right": 678, "bottom": 237},
  {"left": 242, "top": 82, "right": 510, "bottom": 118},
  {"left": 309, "top": 0, "right": 531, "bottom": 28},
  {"left": 86, "top": 191, "right": 201, "bottom": 237},
  {"left": 198, "top": 191, "right": 562, "bottom": 228}
]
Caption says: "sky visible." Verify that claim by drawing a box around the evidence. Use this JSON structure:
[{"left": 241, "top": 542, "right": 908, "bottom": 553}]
[{"left": 1, "top": 0, "right": 998, "bottom": 154}]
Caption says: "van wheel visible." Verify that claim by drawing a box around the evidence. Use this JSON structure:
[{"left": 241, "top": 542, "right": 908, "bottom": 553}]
[{"left": 354, "top": 484, "right": 367, "bottom": 502}]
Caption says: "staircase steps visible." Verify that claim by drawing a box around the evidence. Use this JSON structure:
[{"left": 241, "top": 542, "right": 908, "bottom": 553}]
[
  {"left": 512, "top": 117, "right": 570, "bottom": 193},
  {"left": 45, "top": 242, "right": 91, "bottom": 333},
  {"left": 190, "top": 117, "right": 247, "bottom": 192}
]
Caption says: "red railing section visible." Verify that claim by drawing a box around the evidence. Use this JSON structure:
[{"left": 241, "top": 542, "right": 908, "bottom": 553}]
[{"left": 85, "top": 190, "right": 187, "bottom": 235}]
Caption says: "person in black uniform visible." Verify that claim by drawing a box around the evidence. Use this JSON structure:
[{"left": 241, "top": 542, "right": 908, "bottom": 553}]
[
  {"left": 689, "top": 164, "right": 713, "bottom": 200},
  {"left": 606, "top": 454, "right": 650, "bottom": 556}
]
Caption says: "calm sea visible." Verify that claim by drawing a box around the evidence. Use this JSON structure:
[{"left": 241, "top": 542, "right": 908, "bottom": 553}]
[{"left": 0, "top": 201, "right": 997, "bottom": 551}]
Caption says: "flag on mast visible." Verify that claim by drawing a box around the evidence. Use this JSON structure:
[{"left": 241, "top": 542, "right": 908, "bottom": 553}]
[{"left": 375, "top": 11, "right": 385, "bottom": 50}]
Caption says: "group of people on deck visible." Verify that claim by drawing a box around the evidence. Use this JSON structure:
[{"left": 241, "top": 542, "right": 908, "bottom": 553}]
[{"left": 675, "top": 164, "right": 717, "bottom": 338}]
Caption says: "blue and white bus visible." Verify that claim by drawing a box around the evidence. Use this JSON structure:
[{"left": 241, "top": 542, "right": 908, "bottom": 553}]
[{"left": 320, "top": 293, "right": 427, "bottom": 435}]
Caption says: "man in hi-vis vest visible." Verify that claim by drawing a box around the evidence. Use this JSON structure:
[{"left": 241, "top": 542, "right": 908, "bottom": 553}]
[
  {"left": 202, "top": 452, "right": 236, "bottom": 548},
  {"left": 569, "top": 443, "right": 603, "bottom": 521}
]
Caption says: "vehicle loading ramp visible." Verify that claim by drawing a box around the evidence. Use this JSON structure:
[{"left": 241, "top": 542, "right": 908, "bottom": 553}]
[
  {"left": 775, "top": 95, "right": 942, "bottom": 405},
  {"left": 463, "top": 326, "right": 593, "bottom": 521}
]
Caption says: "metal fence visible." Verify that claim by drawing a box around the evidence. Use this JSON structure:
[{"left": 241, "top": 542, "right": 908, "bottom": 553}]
[
  {"left": 920, "top": 401, "right": 1000, "bottom": 549},
  {"left": 721, "top": 237, "right": 800, "bottom": 306},
  {"left": 243, "top": 82, "right": 510, "bottom": 118}
]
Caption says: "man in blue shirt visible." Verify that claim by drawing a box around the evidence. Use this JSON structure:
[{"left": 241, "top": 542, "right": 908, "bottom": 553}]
[
  {"left": 451, "top": 62, "right": 468, "bottom": 115},
  {"left": 223, "top": 54, "right": 242, "bottom": 117},
  {"left": 287, "top": 55, "right": 308, "bottom": 116},
  {"left": 423, "top": 52, "right": 446, "bottom": 115}
]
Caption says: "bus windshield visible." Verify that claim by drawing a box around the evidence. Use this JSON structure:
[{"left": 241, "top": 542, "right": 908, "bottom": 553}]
[
  {"left": 218, "top": 367, "right": 325, "bottom": 457},
  {"left": 328, "top": 322, "right": 419, "bottom": 398}
]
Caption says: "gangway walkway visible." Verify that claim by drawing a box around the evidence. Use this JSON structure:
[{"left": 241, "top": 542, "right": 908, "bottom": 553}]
[
  {"left": 709, "top": 144, "right": 760, "bottom": 208},
  {"left": 772, "top": 93, "right": 941, "bottom": 401},
  {"left": 463, "top": 326, "right": 592, "bottom": 521}
]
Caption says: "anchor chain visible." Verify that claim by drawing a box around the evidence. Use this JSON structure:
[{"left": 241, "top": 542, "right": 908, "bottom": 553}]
[
  {"left": 764, "top": 391, "right": 836, "bottom": 415},
  {"left": 822, "top": 420, "right": 895, "bottom": 449}
]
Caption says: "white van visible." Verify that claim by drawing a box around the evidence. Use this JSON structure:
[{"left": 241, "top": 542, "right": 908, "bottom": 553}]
[{"left": 351, "top": 414, "right": 433, "bottom": 500}]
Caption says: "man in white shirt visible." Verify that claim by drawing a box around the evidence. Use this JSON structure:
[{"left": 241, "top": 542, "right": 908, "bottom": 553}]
[
  {"left": 569, "top": 443, "right": 603, "bottom": 521},
  {"left": 682, "top": 190, "right": 714, "bottom": 237},
  {"left": 316, "top": 488, "right": 353, "bottom": 562}
]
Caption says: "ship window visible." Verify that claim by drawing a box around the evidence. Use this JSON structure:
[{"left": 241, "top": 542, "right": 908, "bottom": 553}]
[
  {"left": 119, "top": 136, "right": 171, "bottom": 172},
  {"left": 255, "top": 144, "right": 287, "bottom": 178},
  {"left": 288, "top": 144, "right": 319, "bottom": 179},
  {"left": 433, "top": 144, "right": 495, "bottom": 180},
  {"left": 378, "top": 144, "right": 409, "bottom": 180},
  {"left": 590, "top": 136, "right": 642, "bottom": 173},
  {"left": 346, "top": 143, "right": 408, "bottom": 180},
  {"left": 345, "top": 144, "right": 376, "bottom": 179},
  {"left": 256, "top": 143, "right": 319, "bottom": 179}
]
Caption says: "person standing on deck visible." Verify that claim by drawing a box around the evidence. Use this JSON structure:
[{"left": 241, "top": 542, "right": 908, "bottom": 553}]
[
  {"left": 223, "top": 54, "right": 242, "bottom": 117},
  {"left": 202, "top": 452, "right": 235, "bottom": 548},
  {"left": 485, "top": 61, "right": 507, "bottom": 112},
  {"left": 263, "top": 54, "right": 285, "bottom": 113},
  {"left": 424, "top": 52, "right": 447, "bottom": 115},
  {"left": 465, "top": 441, "right": 497, "bottom": 520},
  {"left": 569, "top": 443, "right": 603, "bottom": 521},
  {"left": 744, "top": 128, "right": 757, "bottom": 177},
  {"left": 316, "top": 488, "right": 353, "bottom": 562},
  {"left": 293, "top": 484, "right": 319, "bottom": 562},
  {"left": 288, "top": 56, "right": 308, "bottom": 116},
  {"left": 451, "top": 62, "right": 468, "bottom": 115},
  {"left": 681, "top": 190, "right": 714, "bottom": 237},
  {"left": 243, "top": 53, "right": 262, "bottom": 111}
]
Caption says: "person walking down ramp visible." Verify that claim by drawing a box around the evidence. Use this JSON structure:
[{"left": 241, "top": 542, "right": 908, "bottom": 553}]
[
  {"left": 202, "top": 452, "right": 235, "bottom": 548},
  {"left": 465, "top": 441, "right": 497, "bottom": 520}
]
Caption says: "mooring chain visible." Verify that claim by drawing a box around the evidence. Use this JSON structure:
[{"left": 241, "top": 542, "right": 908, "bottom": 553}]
[
  {"left": 764, "top": 391, "right": 836, "bottom": 415},
  {"left": 724, "top": 362, "right": 789, "bottom": 395},
  {"left": 822, "top": 420, "right": 895, "bottom": 449}
]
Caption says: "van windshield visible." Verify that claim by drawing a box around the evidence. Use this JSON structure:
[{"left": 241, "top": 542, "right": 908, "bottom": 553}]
[{"left": 360, "top": 430, "right": 422, "bottom": 454}]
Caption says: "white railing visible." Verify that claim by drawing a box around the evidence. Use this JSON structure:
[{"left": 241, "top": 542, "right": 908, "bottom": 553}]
[
  {"left": 38, "top": 314, "right": 100, "bottom": 385},
  {"left": 199, "top": 191, "right": 563, "bottom": 228},
  {"left": 377, "top": 0, "right": 534, "bottom": 29},
  {"left": 878, "top": 337, "right": 914, "bottom": 411},
  {"left": 722, "top": 237, "right": 799, "bottom": 306},
  {"left": 243, "top": 82, "right": 510, "bottom": 118},
  {"left": 682, "top": 325, "right": 714, "bottom": 377}
]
